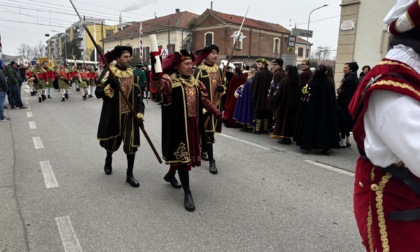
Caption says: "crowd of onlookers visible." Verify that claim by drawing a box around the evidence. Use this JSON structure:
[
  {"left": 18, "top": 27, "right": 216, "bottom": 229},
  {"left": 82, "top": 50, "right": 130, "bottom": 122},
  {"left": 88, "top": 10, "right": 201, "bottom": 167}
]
[
  {"left": 212, "top": 58, "right": 370, "bottom": 155},
  {"left": 0, "top": 61, "right": 29, "bottom": 121}
]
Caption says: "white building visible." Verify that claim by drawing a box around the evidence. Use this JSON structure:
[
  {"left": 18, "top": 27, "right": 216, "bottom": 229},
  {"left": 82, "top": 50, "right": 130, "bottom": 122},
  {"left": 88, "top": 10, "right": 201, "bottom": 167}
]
[{"left": 334, "top": 0, "right": 394, "bottom": 87}]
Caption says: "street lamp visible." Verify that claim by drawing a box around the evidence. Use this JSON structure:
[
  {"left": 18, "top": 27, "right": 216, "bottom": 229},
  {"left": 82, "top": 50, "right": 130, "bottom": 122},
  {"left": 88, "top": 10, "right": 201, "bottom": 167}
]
[
  {"left": 307, "top": 4, "right": 328, "bottom": 58},
  {"left": 307, "top": 4, "right": 328, "bottom": 41}
]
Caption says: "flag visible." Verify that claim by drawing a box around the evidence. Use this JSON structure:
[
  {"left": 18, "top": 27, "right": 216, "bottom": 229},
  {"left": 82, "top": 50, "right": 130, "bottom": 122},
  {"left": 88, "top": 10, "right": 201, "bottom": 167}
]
[{"left": 139, "top": 22, "right": 143, "bottom": 60}]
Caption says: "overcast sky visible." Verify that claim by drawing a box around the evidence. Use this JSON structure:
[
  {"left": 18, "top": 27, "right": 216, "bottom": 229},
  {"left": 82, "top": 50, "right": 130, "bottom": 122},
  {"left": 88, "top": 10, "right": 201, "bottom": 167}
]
[{"left": 0, "top": 0, "right": 341, "bottom": 57}]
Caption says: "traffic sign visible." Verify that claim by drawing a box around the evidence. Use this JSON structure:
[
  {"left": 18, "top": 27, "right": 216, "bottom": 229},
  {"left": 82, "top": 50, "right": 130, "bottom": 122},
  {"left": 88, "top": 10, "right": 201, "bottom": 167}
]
[
  {"left": 291, "top": 28, "right": 313, "bottom": 38},
  {"left": 160, "top": 49, "right": 168, "bottom": 59}
]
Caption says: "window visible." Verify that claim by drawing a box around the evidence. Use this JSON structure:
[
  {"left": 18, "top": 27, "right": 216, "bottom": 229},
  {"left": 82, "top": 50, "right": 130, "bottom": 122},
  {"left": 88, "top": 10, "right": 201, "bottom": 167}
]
[
  {"left": 233, "top": 31, "right": 244, "bottom": 50},
  {"left": 306, "top": 48, "right": 310, "bottom": 58},
  {"left": 105, "top": 29, "right": 113, "bottom": 37},
  {"left": 204, "top": 32, "right": 214, "bottom": 47},
  {"left": 298, "top": 47, "right": 304, "bottom": 57},
  {"left": 273, "top": 38, "right": 280, "bottom": 54}
]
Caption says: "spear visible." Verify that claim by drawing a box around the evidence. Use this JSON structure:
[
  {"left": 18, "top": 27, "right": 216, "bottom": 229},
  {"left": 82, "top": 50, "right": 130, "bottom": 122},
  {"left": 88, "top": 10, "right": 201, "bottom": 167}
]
[
  {"left": 222, "top": 7, "right": 249, "bottom": 81},
  {"left": 69, "top": 0, "right": 162, "bottom": 164}
]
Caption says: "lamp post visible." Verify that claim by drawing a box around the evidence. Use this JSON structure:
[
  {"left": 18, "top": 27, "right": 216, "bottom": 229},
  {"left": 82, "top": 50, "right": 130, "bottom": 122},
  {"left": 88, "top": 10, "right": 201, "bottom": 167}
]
[{"left": 307, "top": 4, "right": 328, "bottom": 58}]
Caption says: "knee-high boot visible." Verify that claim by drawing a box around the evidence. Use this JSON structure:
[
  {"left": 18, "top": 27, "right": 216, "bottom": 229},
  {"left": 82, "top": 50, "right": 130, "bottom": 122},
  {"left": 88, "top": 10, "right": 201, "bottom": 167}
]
[
  {"left": 178, "top": 170, "right": 195, "bottom": 211},
  {"left": 207, "top": 143, "right": 218, "bottom": 174},
  {"left": 126, "top": 154, "right": 139, "bottom": 187},
  {"left": 104, "top": 151, "right": 113, "bottom": 175},
  {"left": 254, "top": 119, "right": 262, "bottom": 134},
  {"left": 263, "top": 119, "right": 270, "bottom": 132}
]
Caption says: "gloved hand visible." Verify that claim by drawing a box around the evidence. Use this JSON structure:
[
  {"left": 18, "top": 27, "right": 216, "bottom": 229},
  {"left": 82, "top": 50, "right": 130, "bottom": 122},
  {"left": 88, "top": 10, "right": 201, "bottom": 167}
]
[
  {"left": 216, "top": 85, "right": 225, "bottom": 93},
  {"left": 136, "top": 113, "right": 144, "bottom": 127},
  {"left": 150, "top": 52, "right": 163, "bottom": 68},
  {"left": 110, "top": 77, "right": 120, "bottom": 90}
]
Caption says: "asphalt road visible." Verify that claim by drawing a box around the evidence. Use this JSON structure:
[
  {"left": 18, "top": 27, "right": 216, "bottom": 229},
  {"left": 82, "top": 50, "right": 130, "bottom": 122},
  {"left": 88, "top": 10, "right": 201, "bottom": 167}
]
[{"left": 1, "top": 85, "right": 364, "bottom": 252}]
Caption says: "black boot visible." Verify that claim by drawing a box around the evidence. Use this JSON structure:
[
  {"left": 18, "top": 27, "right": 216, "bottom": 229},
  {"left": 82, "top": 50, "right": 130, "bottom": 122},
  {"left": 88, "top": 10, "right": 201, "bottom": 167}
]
[
  {"left": 65, "top": 93, "right": 69, "bottom": 99},
  {"left": 104, "top": 151, "right": 112, "bottom": 175},
  {"left": 201, "top": 152, "right": 209, "bottom": 161},
  {"left": 178, "top": 170, "right": 195, "bottom": 211},
  {"left": 61, "top": 97, "right": 65, "bottom": 102},
  {"left": 39, "top": 97, "right": 42, "bottom": 103},
  {"left": 48, "top": 95, "right": 51, "bottom": 98},
  {"left": 126, "top": 154, "right": 139, "bottom": 187},
  {"left": 207, "top": 143, "right": 218, "bottom": 175},
  {"left": 42, "top": 94, "right": 46, "bottom": 101},
  {"left": 164, "top": 170, "right": 182, "bottom": 188}
]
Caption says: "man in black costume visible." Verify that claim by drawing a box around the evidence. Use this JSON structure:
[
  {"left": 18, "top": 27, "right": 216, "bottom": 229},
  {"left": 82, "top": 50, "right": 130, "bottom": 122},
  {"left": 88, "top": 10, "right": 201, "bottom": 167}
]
[
  {"left": 251, "top": 58, "right": 273, "bottom": 134},
  {"left": 193, "top": 44, "right": 225, "bottom": 175},
  {"left": 95, "top": 46, "right": 145, "bottom": 187}
]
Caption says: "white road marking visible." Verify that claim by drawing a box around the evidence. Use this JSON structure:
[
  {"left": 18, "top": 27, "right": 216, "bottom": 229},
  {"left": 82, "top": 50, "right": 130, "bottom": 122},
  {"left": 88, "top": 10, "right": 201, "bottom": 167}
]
[
  {"left": 55, "top": 216, "right": 82, "bottom": 252},
  {"left": 305, "top": 160, "right": 354, "bottom": 177},
  {"left": 219, "top": 133, "right": 271, "bottom": 150},
  {"left": 39, "top": 161, "right": 58, "bottom": 188},
  {"left": 27, "top": 112, "right": 33, "bottom": 118},
  {"left": 33, "top": 137, "right": 44, "bottom": 149},
  {"left": 29, "top": 121, "right": 37, "bottom": 129}
]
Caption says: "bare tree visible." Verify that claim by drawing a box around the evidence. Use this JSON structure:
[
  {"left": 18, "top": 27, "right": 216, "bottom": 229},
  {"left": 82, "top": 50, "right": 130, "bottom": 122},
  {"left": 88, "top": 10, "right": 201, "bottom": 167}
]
[
  {"left": 17, "top": 43, "right": 32, "bottom": 60},
  {"left": 35, "top": 42, "right": 47, "bottom": 58},
  {"left": 312, "top": 46, "right": 331, "bottom": 61}
]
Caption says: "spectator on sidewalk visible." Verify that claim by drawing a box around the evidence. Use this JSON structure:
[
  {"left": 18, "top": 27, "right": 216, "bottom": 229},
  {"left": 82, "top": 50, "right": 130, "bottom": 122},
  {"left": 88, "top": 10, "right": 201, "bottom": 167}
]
[
  {"left": 6, "top": 61, "right": 28, "bottom": 109},
  {"left": 0, "top": 68, "right": 9, "bottom": 121}
]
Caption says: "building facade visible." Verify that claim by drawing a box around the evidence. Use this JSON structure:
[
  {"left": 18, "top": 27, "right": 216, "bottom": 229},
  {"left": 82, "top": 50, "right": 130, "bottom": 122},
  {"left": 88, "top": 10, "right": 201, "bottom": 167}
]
[
  {"left": 103, "top": 10, "right": 198, "bottom": 65},
  {"left": 334, "top": 0, "right": 394, "bottom": 87}
]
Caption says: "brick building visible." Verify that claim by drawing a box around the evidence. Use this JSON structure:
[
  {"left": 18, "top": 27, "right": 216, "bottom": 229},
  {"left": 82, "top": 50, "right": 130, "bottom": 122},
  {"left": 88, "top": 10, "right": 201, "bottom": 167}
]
[{"left": 192, "top": 9, "right": 311, "bottom": 66}]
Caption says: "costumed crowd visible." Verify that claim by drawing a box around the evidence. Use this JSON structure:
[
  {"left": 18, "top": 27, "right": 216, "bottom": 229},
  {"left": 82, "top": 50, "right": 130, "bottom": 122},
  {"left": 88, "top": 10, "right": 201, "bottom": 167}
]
[{"left": 1, "top": 1, "right": 419, "bottom": 249}]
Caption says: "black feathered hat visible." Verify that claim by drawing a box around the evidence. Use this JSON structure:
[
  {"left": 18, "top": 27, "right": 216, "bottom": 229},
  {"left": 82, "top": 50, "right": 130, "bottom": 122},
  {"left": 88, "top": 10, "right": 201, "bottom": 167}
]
[{"left": 104, "top": 45, "right": 133, "bottom": 64}]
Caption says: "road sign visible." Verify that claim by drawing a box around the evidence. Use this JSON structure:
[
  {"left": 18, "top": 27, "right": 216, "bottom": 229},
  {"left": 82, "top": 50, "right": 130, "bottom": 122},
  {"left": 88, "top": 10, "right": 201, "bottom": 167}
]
[
  {"left": 282, "top": 53, "right": 297, "bottom": 66},
  {"left": 160, "top": 49, "right": 168, "bottom": 59},
  {"left": 291, "top": 28, "right": 313, "bottom": 38}
]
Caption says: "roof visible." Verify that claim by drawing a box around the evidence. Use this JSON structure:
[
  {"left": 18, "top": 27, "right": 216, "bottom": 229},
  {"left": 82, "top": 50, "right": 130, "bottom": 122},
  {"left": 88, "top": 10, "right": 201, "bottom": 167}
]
[
  {"left": 205, "top": 9, "right": 290, "bottom": 34},
  {"left": 104, "top": 11, "right": 199, "bottom": 41}
]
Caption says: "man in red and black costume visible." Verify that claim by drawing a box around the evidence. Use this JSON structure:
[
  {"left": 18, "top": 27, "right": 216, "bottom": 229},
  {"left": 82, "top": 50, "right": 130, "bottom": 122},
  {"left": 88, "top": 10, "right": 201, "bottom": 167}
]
[
  {"left": 193, "top": 44, "right": 225, "bottom": 175},
  {"left": 95, "top": 45, "right": 145, "bottom": 188},
  {"left": 349, "top": 0, "right": 420, "bottom": 251},
  {"left": 152, "top": 49, "right": 223, "bottom": 211}
]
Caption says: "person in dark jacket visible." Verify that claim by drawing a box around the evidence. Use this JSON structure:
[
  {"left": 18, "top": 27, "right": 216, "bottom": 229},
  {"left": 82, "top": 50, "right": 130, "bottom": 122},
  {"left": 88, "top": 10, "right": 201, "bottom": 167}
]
[
  {"left": 7, "top": 61, "right": 27, "bottom": 109},
  {"left": 95, "top": 46, "right": 145, "bottom": 188},
  {"left": 358, "top": 65, "right": 371, "bottom": 82},
  {"left": 0, "top": 68, "right": 9, "bottom": 121},
  {"left": 251, "top": 58, "right": 273, "bottom": 134},
  {"left": 298, "top": 59, "right": 313, "bottom": 95},
  {"left": 337, "top": 61, "right": 359, "bottom": 147}
]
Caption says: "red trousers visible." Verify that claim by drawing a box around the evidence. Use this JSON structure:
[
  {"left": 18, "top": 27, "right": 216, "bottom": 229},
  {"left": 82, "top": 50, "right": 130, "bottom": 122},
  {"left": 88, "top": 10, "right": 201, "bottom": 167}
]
[{"left": 354, "top": 157, "right": 420, "bottom": 251}]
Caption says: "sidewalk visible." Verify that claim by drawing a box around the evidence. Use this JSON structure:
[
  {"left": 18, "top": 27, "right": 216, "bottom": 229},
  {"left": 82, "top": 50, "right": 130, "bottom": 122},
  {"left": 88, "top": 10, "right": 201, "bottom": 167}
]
[{"left": 0, "top": 110, "right": 28, "bottom": 251}]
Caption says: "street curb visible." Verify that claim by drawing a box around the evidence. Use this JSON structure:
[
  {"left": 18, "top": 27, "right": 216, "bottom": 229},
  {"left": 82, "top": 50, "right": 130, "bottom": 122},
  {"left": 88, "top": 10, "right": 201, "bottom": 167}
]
[{"left": 0, "top": 111, "right": 29, "bottom": 252}]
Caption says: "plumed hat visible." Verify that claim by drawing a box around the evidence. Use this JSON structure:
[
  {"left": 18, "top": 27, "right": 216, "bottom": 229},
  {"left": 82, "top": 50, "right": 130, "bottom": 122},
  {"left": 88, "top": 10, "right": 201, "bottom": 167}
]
[
  {"left": 162, "top": 49, "right": 196, "bottom": 75},
  {"left": 256, "top": 58, "right": 269, "bottom": 66},
  {"left": 104, "top": 45, "right": 133, "bottom": 64},
  {"left": 194, "top": 44, "right": 219, "bottom": 64},
  {"left": 384, "top": 0, "right": 420, "bottom": 35}
]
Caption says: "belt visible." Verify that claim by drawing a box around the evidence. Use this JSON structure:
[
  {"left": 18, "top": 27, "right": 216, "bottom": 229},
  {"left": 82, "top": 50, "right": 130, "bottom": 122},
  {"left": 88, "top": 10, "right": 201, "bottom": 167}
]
[{"left": 383, "top": 164, "right": 420, "bottom": 221}]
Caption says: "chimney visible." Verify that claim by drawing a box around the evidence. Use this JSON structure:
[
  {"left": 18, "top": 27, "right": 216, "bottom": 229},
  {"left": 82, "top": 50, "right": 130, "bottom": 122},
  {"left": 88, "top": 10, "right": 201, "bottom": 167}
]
[
  {"left": 211, "top": 1, "right": 213, "bottom": 10},
  {"left": 175, "top": 8, "right": 180, "bottom": 13},
  {"left": 119, "top": 13, "right": 122, "bottom": 30}
]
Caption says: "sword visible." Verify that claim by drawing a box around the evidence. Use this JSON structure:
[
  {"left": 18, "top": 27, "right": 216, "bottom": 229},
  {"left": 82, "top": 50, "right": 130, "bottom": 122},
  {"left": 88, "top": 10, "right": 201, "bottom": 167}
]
[{"left": 69, "top": 0, "right": 162, "bottom": 164}]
